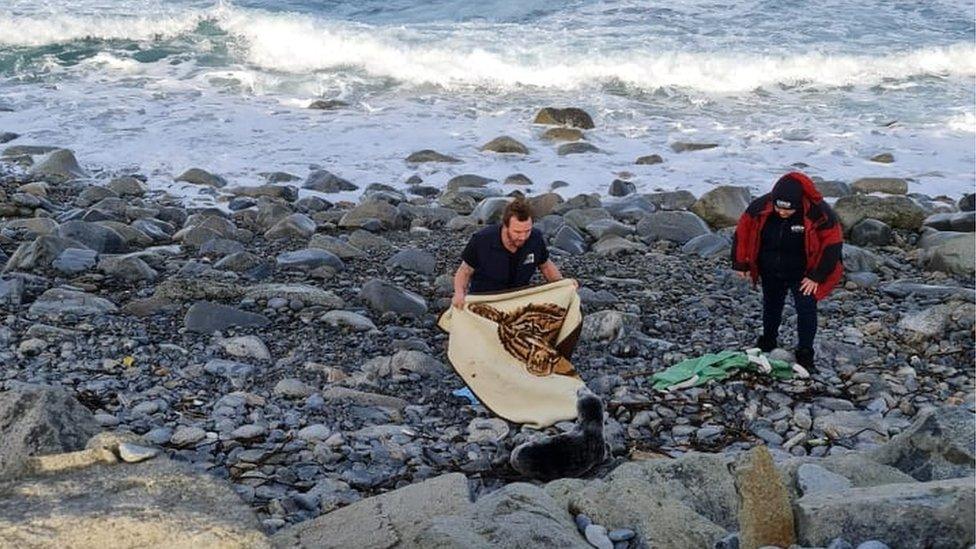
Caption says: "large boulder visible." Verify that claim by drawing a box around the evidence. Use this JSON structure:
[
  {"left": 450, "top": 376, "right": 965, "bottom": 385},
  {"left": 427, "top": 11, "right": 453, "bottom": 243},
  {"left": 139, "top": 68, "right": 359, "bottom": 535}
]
[
  {"left": 843, "top": 244, "right": 880, "bottom": 273},
  {"left": 851, "top": 177, "right": 909, "bottom": 195},
  {"left": 682, "top": 233, "right": 731, "bottom": 258},
  {"left": 604, "top": 195, "right": 657, "bottom": 224},
  {"left": 850, "top": 219, "right": 893, "bottom": 247},
  {"left": 922, "top": 232, "right": 976, "bottom": 275},
  {"left": 545, "top": 476, "right": 726, "bottom": 549},
  {"left": 735, "top": 446, "right": 795, "bottom": 549},
  {"left": 0, "top": 384, "right": 99, "bottom": 480},
  {"left": 793, "top": 478, "right": 975, "bottom": 548},
  {"left": 276, "top": 249, "right": 345, "bottom": 272},
  {"left": 923, "top": 211, "right": 976, "bottom": 232},
  {"left": 28, "top": 288, "right": 117, "bottom": 318},
  {"left": 870, "top": 407, "right": 975, "bottom": 481},
  {"left": 833, "top": 194, "right": 926, "bottom": 231},
  {"left": 552, "top": 225, "right": 588, "bottom": 255},
  {"left": 671, "top": 142, "right": 718, "bottom": 153},
  {"left": 0, "top": 455, "right": 270, "bottom": 547},
  {"left": 275, "top": 473, "right": 469, "bottom": 548},
  {"left": 385, "top": 248, "right": 437, "bottom": 275},
  {"left": 308, "top": 234, "right": 365, "bottom": 260},
  {"left": 636, "top": 211, "right": 711, "bottom": 244},
  {"left": 643, "top": 190, "right": 696, "bottom": 211},
  {"left": 3, "top": 235, "right": 82, "bottom": 272},
  {"left": 691, "top": 186, "right": 750, "bottom": 228},
  {"left": 183, "top": 301, "right": 270, "bottom": 333},
  {"left": 481, "top": 136, "right": 528, "bottom": 154},
  {"left": 57, "top": 221, "right": 128, "bottom": 254},
  {"left": 338, "top": 199, "right": 402, "bottom": 230},
  {"left": 264, "top": 214, "right": 315, "bottom": 240},
  {"left": 533, "top": 107, "right": 595, "bottom": 129},
  {"left": 359, "top": 279, "right": 427, "bottom": 315},
  {"left": 175, "top": 168, "right": 227, "bottom": 188},
  {"left": 29, "top": 149, "right": 89, "bottom": 182},
  {"left": 303, "top": 170, "right": 357, "bottom": 193},
  {"left": 415, "top": 482, "right": 589, "bottom": 548},
  {"left": 405, "top": 149, "right": 461, "bottom": 163}
]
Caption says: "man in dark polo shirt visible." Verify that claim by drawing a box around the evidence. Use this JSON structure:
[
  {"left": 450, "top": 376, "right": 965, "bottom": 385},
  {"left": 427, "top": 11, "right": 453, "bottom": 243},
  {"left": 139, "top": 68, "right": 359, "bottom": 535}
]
[{"left": 452, "top": 197, "right": 566, "bottom": 308}]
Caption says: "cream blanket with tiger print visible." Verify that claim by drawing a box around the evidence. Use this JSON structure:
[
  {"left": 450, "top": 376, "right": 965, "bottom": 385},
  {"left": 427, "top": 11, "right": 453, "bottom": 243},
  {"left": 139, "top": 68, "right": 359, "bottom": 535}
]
[{"left": 437, "top": 279, "right": 585, "bottom": 428}]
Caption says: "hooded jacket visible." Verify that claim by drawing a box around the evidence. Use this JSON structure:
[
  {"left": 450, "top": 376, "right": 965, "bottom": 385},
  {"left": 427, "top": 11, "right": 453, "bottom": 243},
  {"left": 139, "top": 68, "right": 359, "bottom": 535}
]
[{"left": 731, "top": 172, "right": 844, "bottom": 301}]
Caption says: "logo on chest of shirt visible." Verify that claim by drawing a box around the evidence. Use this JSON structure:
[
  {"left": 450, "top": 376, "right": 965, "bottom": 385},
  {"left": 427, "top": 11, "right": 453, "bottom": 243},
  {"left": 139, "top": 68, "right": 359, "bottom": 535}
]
[
  {"left": 790, "top": 225, "right": 805, "bottom": 233},
  {"left": 523, "top": 253, "right": 535, "bottom": 265}
]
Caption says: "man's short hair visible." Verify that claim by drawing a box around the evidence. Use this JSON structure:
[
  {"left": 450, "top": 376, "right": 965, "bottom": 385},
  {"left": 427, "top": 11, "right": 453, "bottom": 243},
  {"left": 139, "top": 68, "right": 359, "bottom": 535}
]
[{"left": 502, "top": 197, "right": 533, "bottom": 226}]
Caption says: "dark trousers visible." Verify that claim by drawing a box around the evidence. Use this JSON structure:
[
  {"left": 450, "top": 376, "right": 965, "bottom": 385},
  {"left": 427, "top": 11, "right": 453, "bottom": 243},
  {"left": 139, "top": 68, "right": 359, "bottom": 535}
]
[{"left": 761, "top": 273, "right": 817, "bottom": 350}]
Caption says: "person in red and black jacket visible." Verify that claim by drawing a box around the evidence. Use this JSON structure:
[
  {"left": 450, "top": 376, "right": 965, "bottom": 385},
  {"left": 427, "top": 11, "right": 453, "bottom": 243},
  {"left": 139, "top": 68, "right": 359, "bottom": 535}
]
[{"left": 731, "top": 172, "right": 844, "bottom": 370}]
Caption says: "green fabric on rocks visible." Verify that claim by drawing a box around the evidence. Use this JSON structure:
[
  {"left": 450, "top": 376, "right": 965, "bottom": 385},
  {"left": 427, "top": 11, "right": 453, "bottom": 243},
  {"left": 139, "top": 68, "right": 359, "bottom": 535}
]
[{"left": 651, "top": 351, "right": 793, "bottom": 391}]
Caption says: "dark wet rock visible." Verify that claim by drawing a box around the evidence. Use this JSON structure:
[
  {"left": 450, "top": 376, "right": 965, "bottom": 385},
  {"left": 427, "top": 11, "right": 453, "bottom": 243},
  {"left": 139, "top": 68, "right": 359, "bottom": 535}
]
[
  {"left": 303, "top": 170, "right": 357, "bottom": 193},
  {"left": 265, "top": 213, "right": 316, "bottom": 240},
  {"left": 338, "top": 199, "right": 403, "bottom": 230},
  {"left": 542, "top": 127, "right": 585, "bottom": 142},
  {"left": 608, "top": 179, "right": 636, "bottom": 197},
  {"left": 276, "top": 248, "right": 345, "bottom": 272},
  {"left": 29, "top": 149, "right": 89, "bottom": 181},
  {"left": 552, "top": 225, "right": 589, "bottom": 256},
  {"left": 850, "top": 219, "right": 893, "bottom": 247},
  {"left": 481, "top": 136, "right": 528, "bottom": 155},
  {"left": 405, "top": 150, "right": 461, "bottom": 163},
  {"left": 584, "top": 219, "right": 635, "bottom": 240},
  {"left": 97, "top": 255, "right": 158, "bottom": 282},
  {"left": 386, "top": 248, "right": 437, "bottom": 275},
  {"left": 557, "top": 142, "right": 600, "bottom": 156},
  {"left": 636, "top": 211, "right": 711, "bottom": 244},
  {"left": 834, "top": 194, "right": 926, "bottom": 231},
  {"left": 671, "top": 142, "right": 718, "bottom": 153},
  {"left": 56, "top": 221, "right": 127, "bottom": 254},
  {"left": 0, "top": 384, "right": 99, "bottom": 479},
  {"left": 870, "top": 153, "right": 895, "bottom": 163},
  {"left": 533, "top": 107, "right": 595, "bottom": 129},
  {"left": 3, "top": 235, "right": 83, "bottom": 272},
  {"left": 176, "top": 168, "right": 227, "bottom": 188},
  {"left": 604, "top": 195, "right": 657, "bottom": 224},
  {"left": 636, "top": 154, "right": 664, "bottom": 165},
  {"left": 851, "top": 178, "right": 908, "bottom": 195},
  {"left": 184, "top": 301, "right": 270, "bottom": 333},
  {"left": 51, "top": 248, "right": 98, "bottom": 275},
  {"left": 816, "top": 180, "right": 852, "bottom": 198},
  {"left": 643, "top": 190, "right": 697, "bottom": 211},
  {"left": 871, "top": 407, "right": 975, "bottom": 481},
  {"left": 923, "top": 211, "right": 976, "bottom": 232},
  {"left": 691, "top": 186, "right": 750, "bottom": 228},
  {"left": 359, "top": 279, "right": 427, "bottom": 315},
  {"left": 28, "top": 288, "right": 117, "bottom": 318},
  {"left": 308, "top": 99, "right": 349, "bottom": 110},
  {"left": 503, "top": 173, "right": 532, "bottom": 186},
  {"left": 959, "top": 193, "right": 975, "bottom": 212},
  {"left": 446, "top": 174, "right": 493, "bottom": 192},
  {"left": 682, "top": 233, "right": 731, "bottom": 258}
]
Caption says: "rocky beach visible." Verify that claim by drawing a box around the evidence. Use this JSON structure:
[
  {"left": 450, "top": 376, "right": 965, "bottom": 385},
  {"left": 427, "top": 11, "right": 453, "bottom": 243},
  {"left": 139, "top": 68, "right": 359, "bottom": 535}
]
[{"left": 0, "top": 104, "right": 973, "bottom": 548}]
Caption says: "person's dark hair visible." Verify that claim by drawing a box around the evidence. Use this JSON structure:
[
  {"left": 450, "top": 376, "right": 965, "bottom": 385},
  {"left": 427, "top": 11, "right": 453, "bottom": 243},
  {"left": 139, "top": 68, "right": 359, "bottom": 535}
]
[{"left": 502, "top": 197, "right": 533, "bottom": 226}]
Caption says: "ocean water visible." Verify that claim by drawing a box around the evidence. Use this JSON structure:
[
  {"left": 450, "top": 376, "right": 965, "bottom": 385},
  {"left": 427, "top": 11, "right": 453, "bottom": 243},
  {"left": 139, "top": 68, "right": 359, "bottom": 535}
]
[{"left": 0, "top": 0, "right": 973, "bottom": 205}]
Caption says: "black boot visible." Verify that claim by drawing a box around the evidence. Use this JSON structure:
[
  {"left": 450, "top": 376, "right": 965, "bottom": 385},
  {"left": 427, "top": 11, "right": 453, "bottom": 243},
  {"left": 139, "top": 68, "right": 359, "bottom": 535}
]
[
  {"left": 795, "top": 347, "right": 815, "bottom": 371},
  {"left": 756, "top": 334, "right": 777, "bottom": 353}
]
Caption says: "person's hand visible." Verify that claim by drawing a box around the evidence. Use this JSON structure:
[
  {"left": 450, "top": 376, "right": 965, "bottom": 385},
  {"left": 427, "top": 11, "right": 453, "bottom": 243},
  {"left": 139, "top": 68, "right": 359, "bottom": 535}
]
[
  {"left": 734, "top": 270, "right": 750, "bottom": 280},
  {"left": 800, "top": 277, "right": 819, "bottom": 296},
  {"left": 451, "top": 291, "right": 466, "bottom": 309}
]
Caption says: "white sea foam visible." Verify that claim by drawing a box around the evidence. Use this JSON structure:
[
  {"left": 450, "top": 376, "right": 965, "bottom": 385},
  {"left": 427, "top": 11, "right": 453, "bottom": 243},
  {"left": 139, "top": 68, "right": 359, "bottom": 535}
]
[{"left": 0, "top": 11, "right": 207, "bottom": 47}]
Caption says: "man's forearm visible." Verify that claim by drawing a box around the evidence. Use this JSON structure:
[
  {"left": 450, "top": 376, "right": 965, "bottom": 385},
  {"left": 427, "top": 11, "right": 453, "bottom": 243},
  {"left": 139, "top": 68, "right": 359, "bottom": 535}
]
[
  {"left": 454, "top": 265, "right": 473, "bottom": 294},
  {"left": 539, "top": 261, "right": 562, "bottom": 282}
]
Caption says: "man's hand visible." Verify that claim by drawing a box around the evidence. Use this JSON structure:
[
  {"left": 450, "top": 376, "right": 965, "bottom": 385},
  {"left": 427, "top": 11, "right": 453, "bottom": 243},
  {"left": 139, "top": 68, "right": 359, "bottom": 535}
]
[
  {"left": 800, "top": 277, "right": 819, "bottom": 296},
  {"left": 734, "top": 270, "right": 750, "bottom": 280},
  {"left": 451, "top": 291, "right": 466, "bottom": 309}
]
